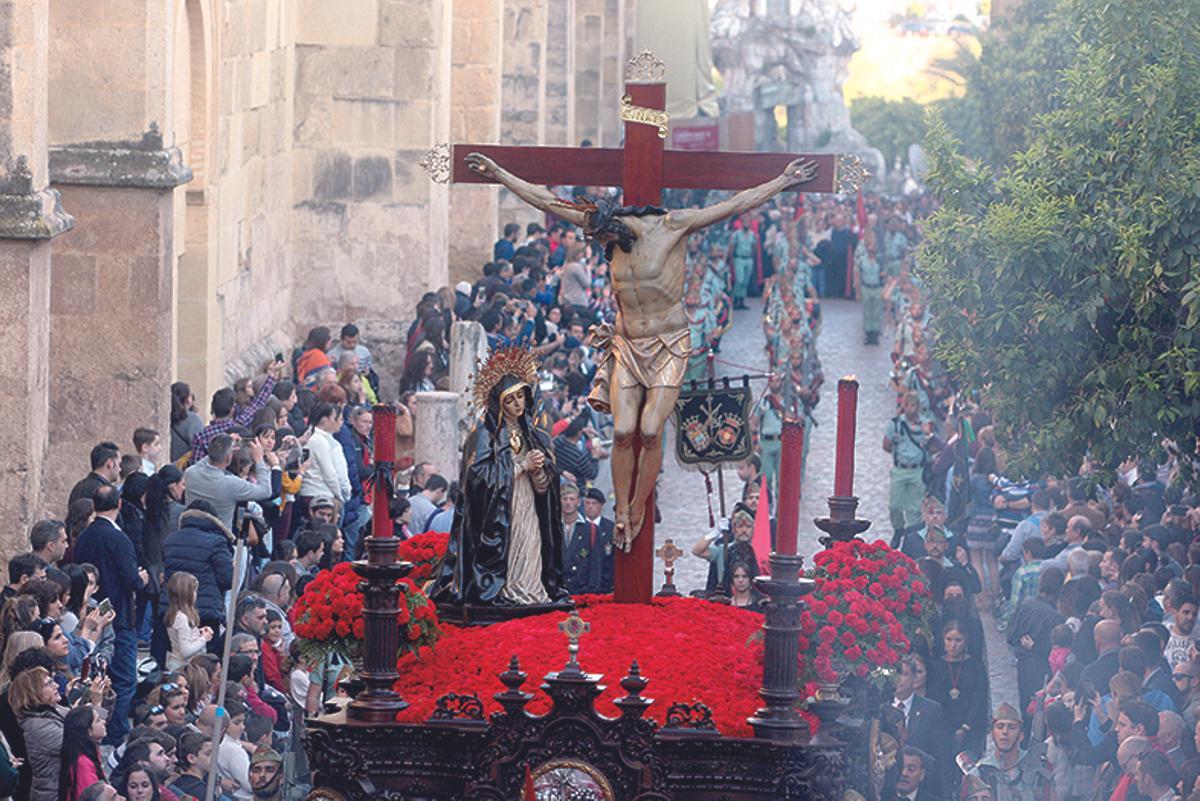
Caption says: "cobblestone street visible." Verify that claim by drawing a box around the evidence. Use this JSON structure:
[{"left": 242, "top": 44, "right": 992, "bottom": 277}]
[
  {"left": 656, "top": 297, "right": 892, "bottom": 586},
  {"left": 653, "top": 296, "right": 1018, "bottom": 708}
]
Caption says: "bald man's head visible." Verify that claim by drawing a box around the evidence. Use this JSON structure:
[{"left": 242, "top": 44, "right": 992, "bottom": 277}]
[
  {"left": 1117, "top": 735, "right": 1151, "bottom": 772},
  {"left": 196, "top": 705, "right": 221, "bottom": 737},
  {"left": 1067, "top": 515, "right": 1092, "bottom": 543},
  {"left": 1095, "top": 619, "right": 1122, "bottom": 651}
]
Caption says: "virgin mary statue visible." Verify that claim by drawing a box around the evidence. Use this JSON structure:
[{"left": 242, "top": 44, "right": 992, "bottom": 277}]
[{"left": 431, "top": 345, "right": 570, "bottom": 607}]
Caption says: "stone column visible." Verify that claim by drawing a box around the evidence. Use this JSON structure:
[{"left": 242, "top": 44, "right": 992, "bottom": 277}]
[
  {"left": 544, "top": 0, "right": 575, "bottom": 146},
  {"left": 598, "top": 0, "right": 623, "bottom": 146},
  {"left": 573, "top": 0, "right": 602, "bottom": 146},
  {"left": 46, "top": 0, "right": 191, "bottom": 511},
  {"left": 499, "top": 0, "right": 547, "bottom": 231},
  {"left": 46, "top": 134, "right": 191, "bottom": 510},
  {"left": 447, "top": 0, "right": 503, "bottom": 285},
  {"left": 0, "top": 0, "right": 73, "bottom": 549},
  {"left": 622, "top": 0, "right": 636, "bottom": 59},
  {"left": 501, "top": 0, "right": 548, "bottom": 146},
  {"left": 413, "top": 391, "right": 461, "bottom": 481},
  {"left": 449, "top": 320, "right": 487, "bottom": 444}
]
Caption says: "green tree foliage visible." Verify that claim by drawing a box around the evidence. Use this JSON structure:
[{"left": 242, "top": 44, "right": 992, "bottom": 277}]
[
  {"left": 920, "top": 0, "right": 1200, "bottom": 479},
  {"left": 936, "top": 0, "right": 1076, "bottom": 166},
  {"left": 850, "top": 97, "right": 928, "bottom": 171}
]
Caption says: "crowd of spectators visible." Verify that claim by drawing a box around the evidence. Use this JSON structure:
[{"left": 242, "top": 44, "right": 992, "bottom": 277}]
[
  {"left": 862, "top": 192, "right": 1200, "bottom": 801},
  {"left": 15, "top": 172, "right": 1200, "bottom": 801},
  {"left": 0, "top": 183, "right": 794, "bottom": 800}
]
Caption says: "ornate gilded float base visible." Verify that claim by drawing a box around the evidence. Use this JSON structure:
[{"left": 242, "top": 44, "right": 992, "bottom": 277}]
[{"left": 304, "top": 657, "right": 850, "bottom": 801}]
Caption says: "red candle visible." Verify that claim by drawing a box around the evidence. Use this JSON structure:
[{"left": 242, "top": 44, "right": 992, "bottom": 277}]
[
  {"left": 371, "top": 404, "right": 397, "bottom": 541},
  {"left": 372, "top": 403, "right": 396, "bottom": 462},
  {"left": 833, "top": 377, "right": 858, "bottom": 498},
  {"left": 775, "top": 420, "right": 805, "bottom": 555}
]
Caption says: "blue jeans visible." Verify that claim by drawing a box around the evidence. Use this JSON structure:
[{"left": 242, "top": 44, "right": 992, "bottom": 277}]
[
  {"left": 137, "top": 597, "right": 153, "bottom": 643},
  {"left": 104, "top": 626, "right": 137, "bottom": 745}
]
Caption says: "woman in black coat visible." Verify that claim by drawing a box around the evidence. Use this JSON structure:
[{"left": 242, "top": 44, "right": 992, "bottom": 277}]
[
  {"left": 142, "top": 465, "right": 185, "bottom": 579},
  {"left": 120, "top": 473, "right": 158, "bottom": 642},
  {"left": 926, "top": 619, "right": 990, "bottom": 777}
]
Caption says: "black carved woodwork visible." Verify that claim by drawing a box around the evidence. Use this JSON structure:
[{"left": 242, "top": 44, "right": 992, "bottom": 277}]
[
  {"left": 430, "top": 692, "right": 485, "bottom": 722},
  {"left": 662, "top": 702, "right": 718, "bottom": 734},
  {"left": 813, "top": 494, "right": 872, "bottom": 549},
  {"left": 303, "top": 656, "right": 860, "bottom": 801}
]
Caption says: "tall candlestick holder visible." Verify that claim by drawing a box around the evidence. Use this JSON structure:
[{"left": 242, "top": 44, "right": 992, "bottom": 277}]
[
  {"left": 347, "top": 404, "right": 413, "bottom": 723},
  {"left": 749, "top": 417, "right": 816, "bottom": 742},
  {"left": 813, "top": 494, "right": 872, "bottom": 550},
  {"left": 748, "top": 551, "right": 815, "bottom": 742}
]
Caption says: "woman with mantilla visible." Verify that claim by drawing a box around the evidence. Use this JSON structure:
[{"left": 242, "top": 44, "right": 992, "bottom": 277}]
[{"left": 432, "top": 344, "right": 570, "bottom": 609}]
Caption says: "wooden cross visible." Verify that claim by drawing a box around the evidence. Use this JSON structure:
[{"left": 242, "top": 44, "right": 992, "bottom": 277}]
[{"left": 423, "top": 51, "right": 868, "bottom": 605}]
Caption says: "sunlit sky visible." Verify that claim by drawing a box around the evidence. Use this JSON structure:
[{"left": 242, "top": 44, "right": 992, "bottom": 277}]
[{"left": 707, "top": 0, "right": 985, "bottom": 102}]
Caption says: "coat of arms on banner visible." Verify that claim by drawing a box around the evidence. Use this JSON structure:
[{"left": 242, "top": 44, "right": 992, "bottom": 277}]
[{"left": 673, "top": 379, "right": 753, "bottom": 470}]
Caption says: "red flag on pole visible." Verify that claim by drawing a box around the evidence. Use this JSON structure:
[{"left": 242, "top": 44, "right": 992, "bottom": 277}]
[
  {"left": 522, "top": 765, "right": 535, "bottom": 800},
  {"left": 752, "top": 476, "right": 772, "bottom": 575}
]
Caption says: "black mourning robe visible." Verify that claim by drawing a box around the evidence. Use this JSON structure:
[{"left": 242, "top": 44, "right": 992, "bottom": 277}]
[{"left": 431, "top": 393, "right": 569, "bottom": 606}]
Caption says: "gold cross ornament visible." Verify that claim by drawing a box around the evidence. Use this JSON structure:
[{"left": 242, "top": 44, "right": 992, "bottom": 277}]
[
  {"left": 558, "top": 610, "right": 591, "bottom": 672},
  {"left": 655, "top": 540, "right": 683, "bottom": 568}
]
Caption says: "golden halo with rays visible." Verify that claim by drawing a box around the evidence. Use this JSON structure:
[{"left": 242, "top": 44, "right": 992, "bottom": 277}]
[{"left": 470, "top": 342, "right": 540, "bottom": 416}]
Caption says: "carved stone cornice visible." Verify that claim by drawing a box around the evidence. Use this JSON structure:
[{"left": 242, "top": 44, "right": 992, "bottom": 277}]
[
  {"left": 0, "top": 157, "right": 74, "bottom": 240},
  {"left": 49, "top": 125, "right": 193, "bottom": 190}
]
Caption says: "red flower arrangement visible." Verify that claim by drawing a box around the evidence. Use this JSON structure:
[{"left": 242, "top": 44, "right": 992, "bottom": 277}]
[
  {"left": 397, "top": 532, "right": 449, "bottom": 584},
  {"left": 290, "top": 562, "right": 441, "bottom": 663},
  {"left": 801, "top": 539, "right": 931, "bottom": 685},
  {"left": 392, "top": 595, "right": 817, "bottom": 738}
]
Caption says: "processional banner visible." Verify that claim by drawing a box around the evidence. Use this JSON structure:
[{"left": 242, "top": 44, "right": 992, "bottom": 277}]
[{"left": 672, "top": 378, "right": 753, "bottom": 471}]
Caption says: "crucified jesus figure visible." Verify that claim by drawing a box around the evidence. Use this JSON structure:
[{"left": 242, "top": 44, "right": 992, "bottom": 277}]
[{"left": 467, "top": 152, "right": 818, "bottom": 551}]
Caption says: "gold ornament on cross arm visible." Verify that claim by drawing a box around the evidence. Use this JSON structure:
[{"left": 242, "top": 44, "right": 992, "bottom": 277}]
[
  {"left": 620, "top": 94, "right": 670, "bottom": 139},
  {"left": 834, "top": 153, "right": 871, "bottom": 194},
  {"left": 418, "top": 142, "right": 452, "bottom": 184}
]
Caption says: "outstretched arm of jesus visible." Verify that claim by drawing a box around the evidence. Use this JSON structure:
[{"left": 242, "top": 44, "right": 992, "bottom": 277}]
[
  {"left": 465, "top": 153, "right": 588, "bottom": 226},
  {"left": 669, "top": 158, "right": 818, "bottom": 234}
]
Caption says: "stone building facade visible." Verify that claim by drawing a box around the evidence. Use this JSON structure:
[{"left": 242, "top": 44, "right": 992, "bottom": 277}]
[{"left": 0, "top": 0, "right": 630, "bottom": 553}]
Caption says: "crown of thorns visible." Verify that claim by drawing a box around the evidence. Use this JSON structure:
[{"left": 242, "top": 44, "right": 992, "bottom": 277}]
[{"left": 551, "top": 197, "right": 665, "bottom": 260}]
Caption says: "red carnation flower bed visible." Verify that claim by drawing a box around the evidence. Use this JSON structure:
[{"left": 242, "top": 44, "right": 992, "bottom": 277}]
[
  {"left": 803, "top": 539, "right": 930, "bottom": 683},
  {"left": 396, "top": 532, "right": 450, "bottom": 584},
  {"left": 393, "top": 595, "right": 814, "bottom": 737}
]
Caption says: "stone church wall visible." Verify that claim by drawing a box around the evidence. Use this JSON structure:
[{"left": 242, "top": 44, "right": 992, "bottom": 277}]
[
  {"left": 288, "top": 0, "right": 453, "bottom": 394},
  {"left": 0, "top": 0, "right": 628, "bottom": 551},
  {"left": 210, "top": 0, "right": 297, "bottom": 385}
]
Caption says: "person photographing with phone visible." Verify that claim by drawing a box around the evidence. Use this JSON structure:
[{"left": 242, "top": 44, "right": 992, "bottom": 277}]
[{"left": 72, "top": 484, "right": 147, "bottom": 748}]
